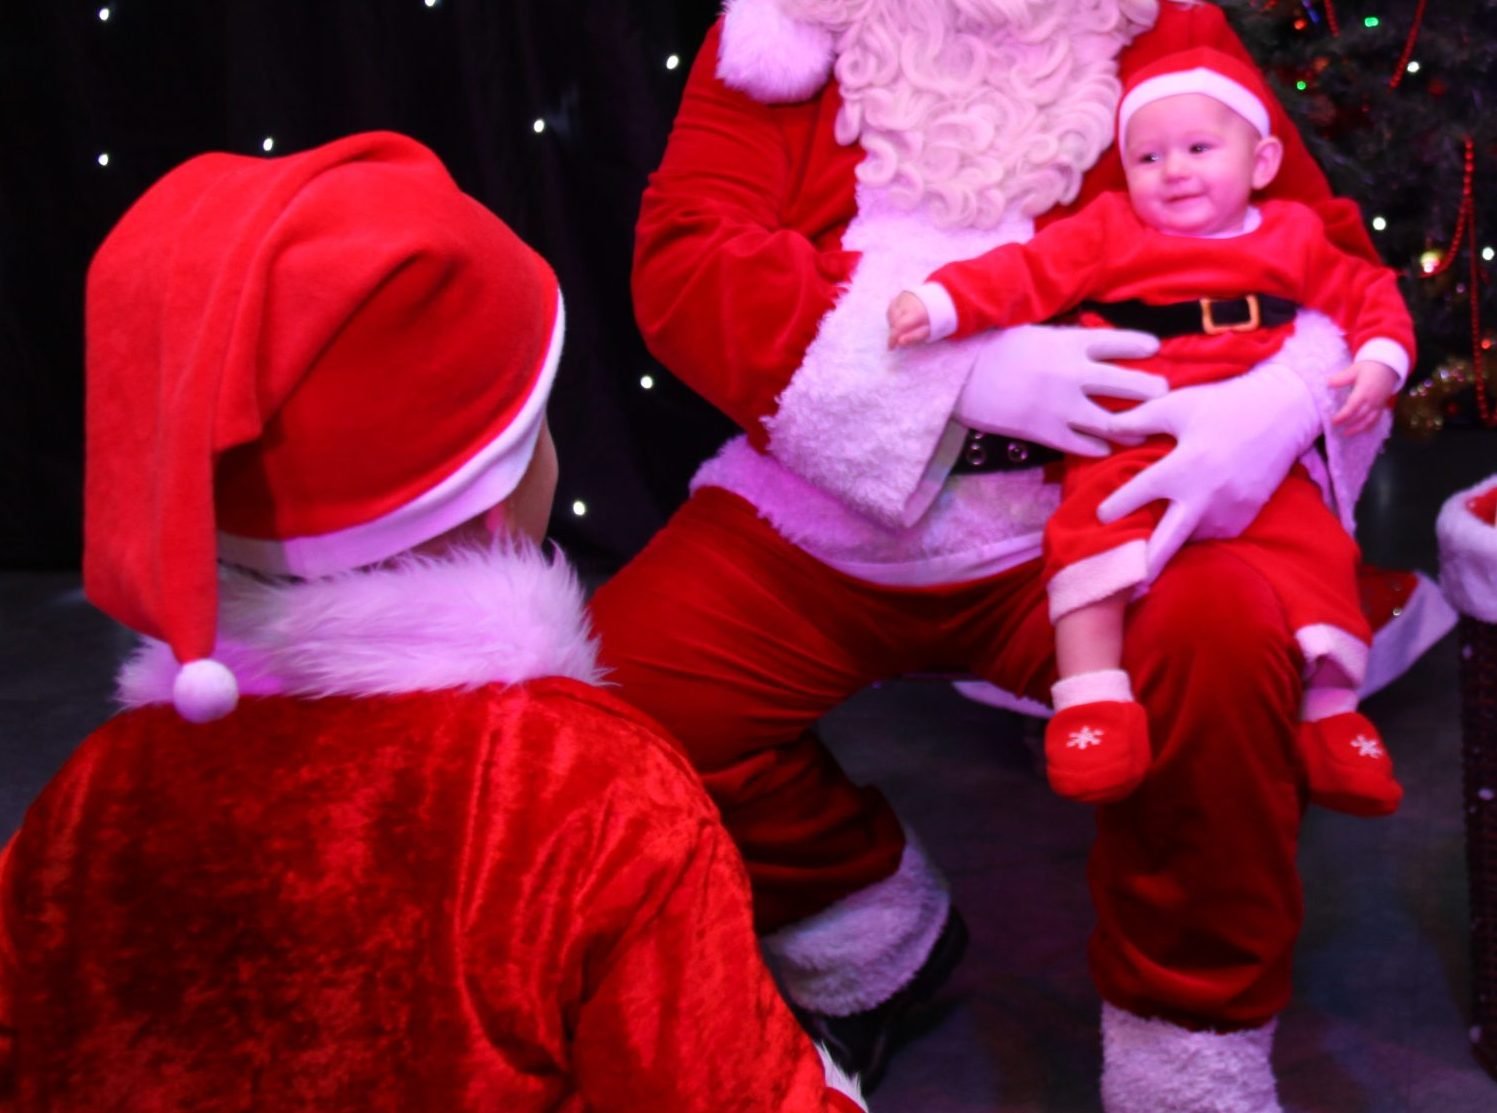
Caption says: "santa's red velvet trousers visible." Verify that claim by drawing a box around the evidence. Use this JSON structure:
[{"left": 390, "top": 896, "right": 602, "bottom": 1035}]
[{"left": 590, "top": 486, "right": 1307, "bottom": 1029}]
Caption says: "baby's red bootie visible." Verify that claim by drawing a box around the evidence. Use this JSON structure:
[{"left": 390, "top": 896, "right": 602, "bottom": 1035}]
[
  {"left": 1297, "top": 711, "right": 1402, "bottom": 816},
  {"left": 1043, "top": 700, "right": 1150, "bottom": 804}
]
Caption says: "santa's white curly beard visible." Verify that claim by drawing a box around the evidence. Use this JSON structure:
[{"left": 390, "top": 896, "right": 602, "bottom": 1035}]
[{"left": 780, "top": 0, "right": 1159, "bottom": 228}]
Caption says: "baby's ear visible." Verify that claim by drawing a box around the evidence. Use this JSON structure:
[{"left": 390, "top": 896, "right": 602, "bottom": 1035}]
[{"left": 1251, "top": 135, "right": 1285, "bottom": 190}]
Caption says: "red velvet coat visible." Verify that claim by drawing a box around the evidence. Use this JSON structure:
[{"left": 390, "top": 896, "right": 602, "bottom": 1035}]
[{"left": 0, "top": 548, "right": 864, "bottom": 1112}]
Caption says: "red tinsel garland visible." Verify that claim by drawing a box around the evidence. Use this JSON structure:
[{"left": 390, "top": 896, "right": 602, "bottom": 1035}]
[{"left": 1388, "top": 0, "right": 1430, "bottom": 89}]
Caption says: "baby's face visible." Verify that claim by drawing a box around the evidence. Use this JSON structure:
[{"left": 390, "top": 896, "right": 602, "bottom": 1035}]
[{"left": 1121, "top": 93, "right": 1277, "bottom": 237}]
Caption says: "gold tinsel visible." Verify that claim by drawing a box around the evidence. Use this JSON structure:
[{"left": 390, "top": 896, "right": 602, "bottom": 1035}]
[{"left": 1396, "top": 350, "right": 1497, "bottom": 438}]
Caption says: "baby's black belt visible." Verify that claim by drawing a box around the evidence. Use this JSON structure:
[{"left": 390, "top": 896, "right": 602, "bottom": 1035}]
[
  {"left": 1079, "top": 293, "right": 1299, "bottom": 338},
  {"left": 949, "top": 294, "right": 1298, "bottom": 475}
]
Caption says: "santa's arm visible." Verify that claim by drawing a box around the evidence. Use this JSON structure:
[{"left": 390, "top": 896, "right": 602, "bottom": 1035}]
[
  {"left": 570, "top": 815, "right": 866, "bottom": 1113},
  {"left": 632, "top": 20, "right": 856, "bottom": 444}
]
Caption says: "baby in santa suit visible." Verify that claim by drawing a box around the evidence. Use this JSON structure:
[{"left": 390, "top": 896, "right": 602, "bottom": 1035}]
[
  {"left": 0, "top": 131, "right": 865, "bottom": 1113},
  {"left": 887, "top": 48, "right": 1412, "bottom": 817}
]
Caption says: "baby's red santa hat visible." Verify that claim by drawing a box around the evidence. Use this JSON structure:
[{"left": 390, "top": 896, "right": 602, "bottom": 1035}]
[
  {"left": 84, "top": 131, "right": 564, "bottom": 723},
  {"left": 1118, "top": 46, "right": 1275, "bottom": 143}
]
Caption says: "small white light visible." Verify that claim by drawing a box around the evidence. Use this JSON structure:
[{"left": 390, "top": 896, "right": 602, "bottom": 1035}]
[
  {"left": 1371, "top": 216, "right": 1387, "bottom": 231},
  {"left": 666, "top": 54, "right": 680, "bottom": 70},
  {"left": 571, "top": 499, "right": 588, "bottom": 517},
  {"left": 1406, "top": 60, "right": 1420, "bottom": 74},
  {"left": 97, "top": 152, "right": 110, "bottom": 167},
  {"left": 98, "top": 7, "right": 111, "bottom": 21},
  {"left": 424, "top": 0, "right": 439, "bottom": 7},
  {"left": 640, "top": 374, "right": 655, "bottom": 390},
  {"left": 1483, "top": 246, "right": 1495, "bottom": 262},
  {"left": 261, "top": 136, "right": 275, "bottom": 153},
  {"left": 532, "top": 118, "right": 546, "bottom": 134}
]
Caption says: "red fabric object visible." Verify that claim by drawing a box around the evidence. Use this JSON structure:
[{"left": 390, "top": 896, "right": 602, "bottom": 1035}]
[
  {"left": 1295, "top": 711, "right": 1402, "bottom": 817},
  {"left": 1044, "top": 701, "right": 1152, "bottom": 804},
  {"left": 0, "top": 679, "right": 857, "bottom": 1112},
  {"left": 591, "top": 488, "right": 1307, "bottom": 1028},
  {"left": 1469, "top": 484, "right": 1497, "bottom": 526},
  {"left": 1047, "top": 462, "right": 1370, "bottom": 645},
  {"left": 84, "top": 132, "right": 559, "bottom": 678},
  {"left": 931, "top": 192, "right": 1414, "bottom": 382}
]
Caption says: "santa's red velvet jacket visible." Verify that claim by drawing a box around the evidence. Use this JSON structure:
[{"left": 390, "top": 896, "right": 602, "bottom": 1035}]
[
  {"left": 638, "top": 0, "right": 1388, "bottom": 590},
  {"left": 0, "top": 546, "right": 865, "bottom": 1113}
]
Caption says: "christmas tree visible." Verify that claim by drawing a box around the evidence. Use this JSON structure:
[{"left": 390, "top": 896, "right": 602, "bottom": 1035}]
[{"left": 1221, "top": 0, "right": 1497, "bottom": 435}]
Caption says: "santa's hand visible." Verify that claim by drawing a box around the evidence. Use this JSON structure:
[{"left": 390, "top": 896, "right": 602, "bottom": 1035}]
[
  {"left": 954, "top": 325, "right": 1165, "bottom": 457},
  {"left": 1095, "top": 361, "right": 1320, "bottom": 580}
]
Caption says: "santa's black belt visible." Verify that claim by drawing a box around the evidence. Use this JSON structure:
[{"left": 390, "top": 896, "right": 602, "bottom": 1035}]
[
  {"left": 949, "top": 431, "right": 1063, "bottom": 474},
  {"left": 1078, "top": 293, "right": 1297, "bottom": 338}
]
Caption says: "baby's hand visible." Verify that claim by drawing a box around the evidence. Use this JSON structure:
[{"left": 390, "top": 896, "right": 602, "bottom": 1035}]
[
  {"left": 887, "top": 291, "right": 932, "bottom": 349},
  {"left": 1329, "top": 359, "right": 1399, "bottom": 435}
]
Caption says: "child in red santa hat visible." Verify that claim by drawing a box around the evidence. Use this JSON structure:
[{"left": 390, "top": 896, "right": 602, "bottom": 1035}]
[
  {"left": 888, "top": 47, "right": 1412, "bottom": 816},
  {"left": 0, "top": 131, "right": 865, "bottom": 1113}
]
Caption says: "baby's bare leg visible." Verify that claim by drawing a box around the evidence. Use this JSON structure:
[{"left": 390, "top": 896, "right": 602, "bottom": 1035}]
[{"left": 1054, "top": 590, "right": 1129, "bottom": 679}]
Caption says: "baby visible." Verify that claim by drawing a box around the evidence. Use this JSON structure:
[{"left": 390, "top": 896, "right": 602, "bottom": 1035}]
[{"left": 888, "top": 48, "right": 1412, "bottom": 816}]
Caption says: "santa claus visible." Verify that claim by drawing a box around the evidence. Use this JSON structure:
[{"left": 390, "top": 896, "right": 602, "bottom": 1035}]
[{"left": 591, "top": 1, "right": 1451, "bottom": 1110}]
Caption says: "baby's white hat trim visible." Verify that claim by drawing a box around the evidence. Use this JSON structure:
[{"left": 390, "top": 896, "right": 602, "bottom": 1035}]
[{"left": 1119, "top": 67, "right": 1271, "bottom": 142}]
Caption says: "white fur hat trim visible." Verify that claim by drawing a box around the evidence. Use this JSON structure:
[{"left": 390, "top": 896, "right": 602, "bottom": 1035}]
[
  {"left": 718, "top": 0, "right": 835, "bottom": 103},
  {"left": 1120, "top": 67, "right": 1271, "bottom": 142}
]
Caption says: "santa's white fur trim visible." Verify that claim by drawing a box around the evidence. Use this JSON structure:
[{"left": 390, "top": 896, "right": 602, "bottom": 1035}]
[
  {"left": 1047, "top": 540, "right": 1149, "bottom": 622},
  {"left": 1438, "top": 476, "right": 1497, "bottom": 623},
  {"left": 693, "top": 436, "right": 1054, "bottom": 586},
  {"left": 762, "top": 835, "right": 950, "bottom": 1016},
  {"left": 1101, "top": 1003, "right": 1282, "bottom": 1113},
  {"left": 718, "top": 0, "right": 835, "bottom": 104},
  {"left": 1282, "top": 310, "right": 1389, "bottom": 533},
  {"left": 816, "top": 1044, "right": 868, "bottom": 1110},
  {"left": 764, "top": 193, "right": 1037, "bottom": 527},
  {"left": 1361, "top": 571, "right": 1457, "bottom": 697},
  {"left": 118, "top": 542, "right": 603, "bottom": 706}
]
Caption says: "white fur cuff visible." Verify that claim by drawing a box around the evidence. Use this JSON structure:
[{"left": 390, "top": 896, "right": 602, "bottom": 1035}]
[
  {"left": 761, "top": 835, "right": 950, "bottom": 1016},
  {"left": 1101, "top": 1003, "right": 1282, "bottom": 1113}
]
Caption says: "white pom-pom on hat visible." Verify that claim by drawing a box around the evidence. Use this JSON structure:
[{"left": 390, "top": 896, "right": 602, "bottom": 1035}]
[
  {"left": 173, "top": 658, "right": 239, "bottom": 723},
  {"left": 719, "top": 0, "right": 836, "bottom": 104}
]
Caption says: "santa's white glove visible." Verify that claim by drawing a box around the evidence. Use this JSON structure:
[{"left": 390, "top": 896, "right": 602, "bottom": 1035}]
[
  {"left": 1095, "top": 360, "right": 1321, "bottom": 581},
  {"left": 954, "top": 325, "right": 1166, "bottom": 457}
]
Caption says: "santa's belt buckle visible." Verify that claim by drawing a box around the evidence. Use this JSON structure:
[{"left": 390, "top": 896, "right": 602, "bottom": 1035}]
[{"left": 1200, "top": 294, "right": 1260, "bottom": 334}]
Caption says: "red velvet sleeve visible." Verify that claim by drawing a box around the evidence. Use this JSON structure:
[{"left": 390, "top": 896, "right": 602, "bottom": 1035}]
[
  {"left": 571, "top": 813, "right": 863, "bottom": 1112},
  {"left": 929, "top": 195, "right": 1115, "bottom": 338},
  {"left": 1294, "top": 211, "right": 1416, "bottom": 364},
  {"left": 1055, "top": 0, "right": 1379, "bottom": 263},
  {"left": 631, "top": 21, "right": 859, "bottom": 440},
  {"left": 0, "top": 840, "right": 16, "bottom": 1110}
]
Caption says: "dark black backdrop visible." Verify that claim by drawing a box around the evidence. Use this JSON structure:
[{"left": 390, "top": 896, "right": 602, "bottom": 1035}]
[{"left": 0, "top": 0, "right": 731, "bottom": 571}]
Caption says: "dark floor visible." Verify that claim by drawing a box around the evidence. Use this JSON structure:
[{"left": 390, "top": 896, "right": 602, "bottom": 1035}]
[{"left": 2, "top": 428, "right": 1494, "bottom": 1111}]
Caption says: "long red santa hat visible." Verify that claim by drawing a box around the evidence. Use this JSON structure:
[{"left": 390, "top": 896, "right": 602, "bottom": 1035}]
[{"left": 84, "top": 131, "right": 564, "bottom": 722}]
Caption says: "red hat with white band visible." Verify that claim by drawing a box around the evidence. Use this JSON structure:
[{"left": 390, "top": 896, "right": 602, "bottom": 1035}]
[
  {"left": 1119, "top": 47, "right": 1275, "bottom": 143},
  {"left": 84, "top": 131, "right": 563, "bottom": 723}
]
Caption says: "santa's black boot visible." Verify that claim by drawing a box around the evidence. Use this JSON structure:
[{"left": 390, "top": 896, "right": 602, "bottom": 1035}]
[{"left": 794, "top": 906, "right": 969, "bottom": 1091}]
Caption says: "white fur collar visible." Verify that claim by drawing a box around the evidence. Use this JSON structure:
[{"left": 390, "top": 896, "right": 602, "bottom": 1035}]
[{"left": 117, "top": 543, "right": 605, "bottom": 707}]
